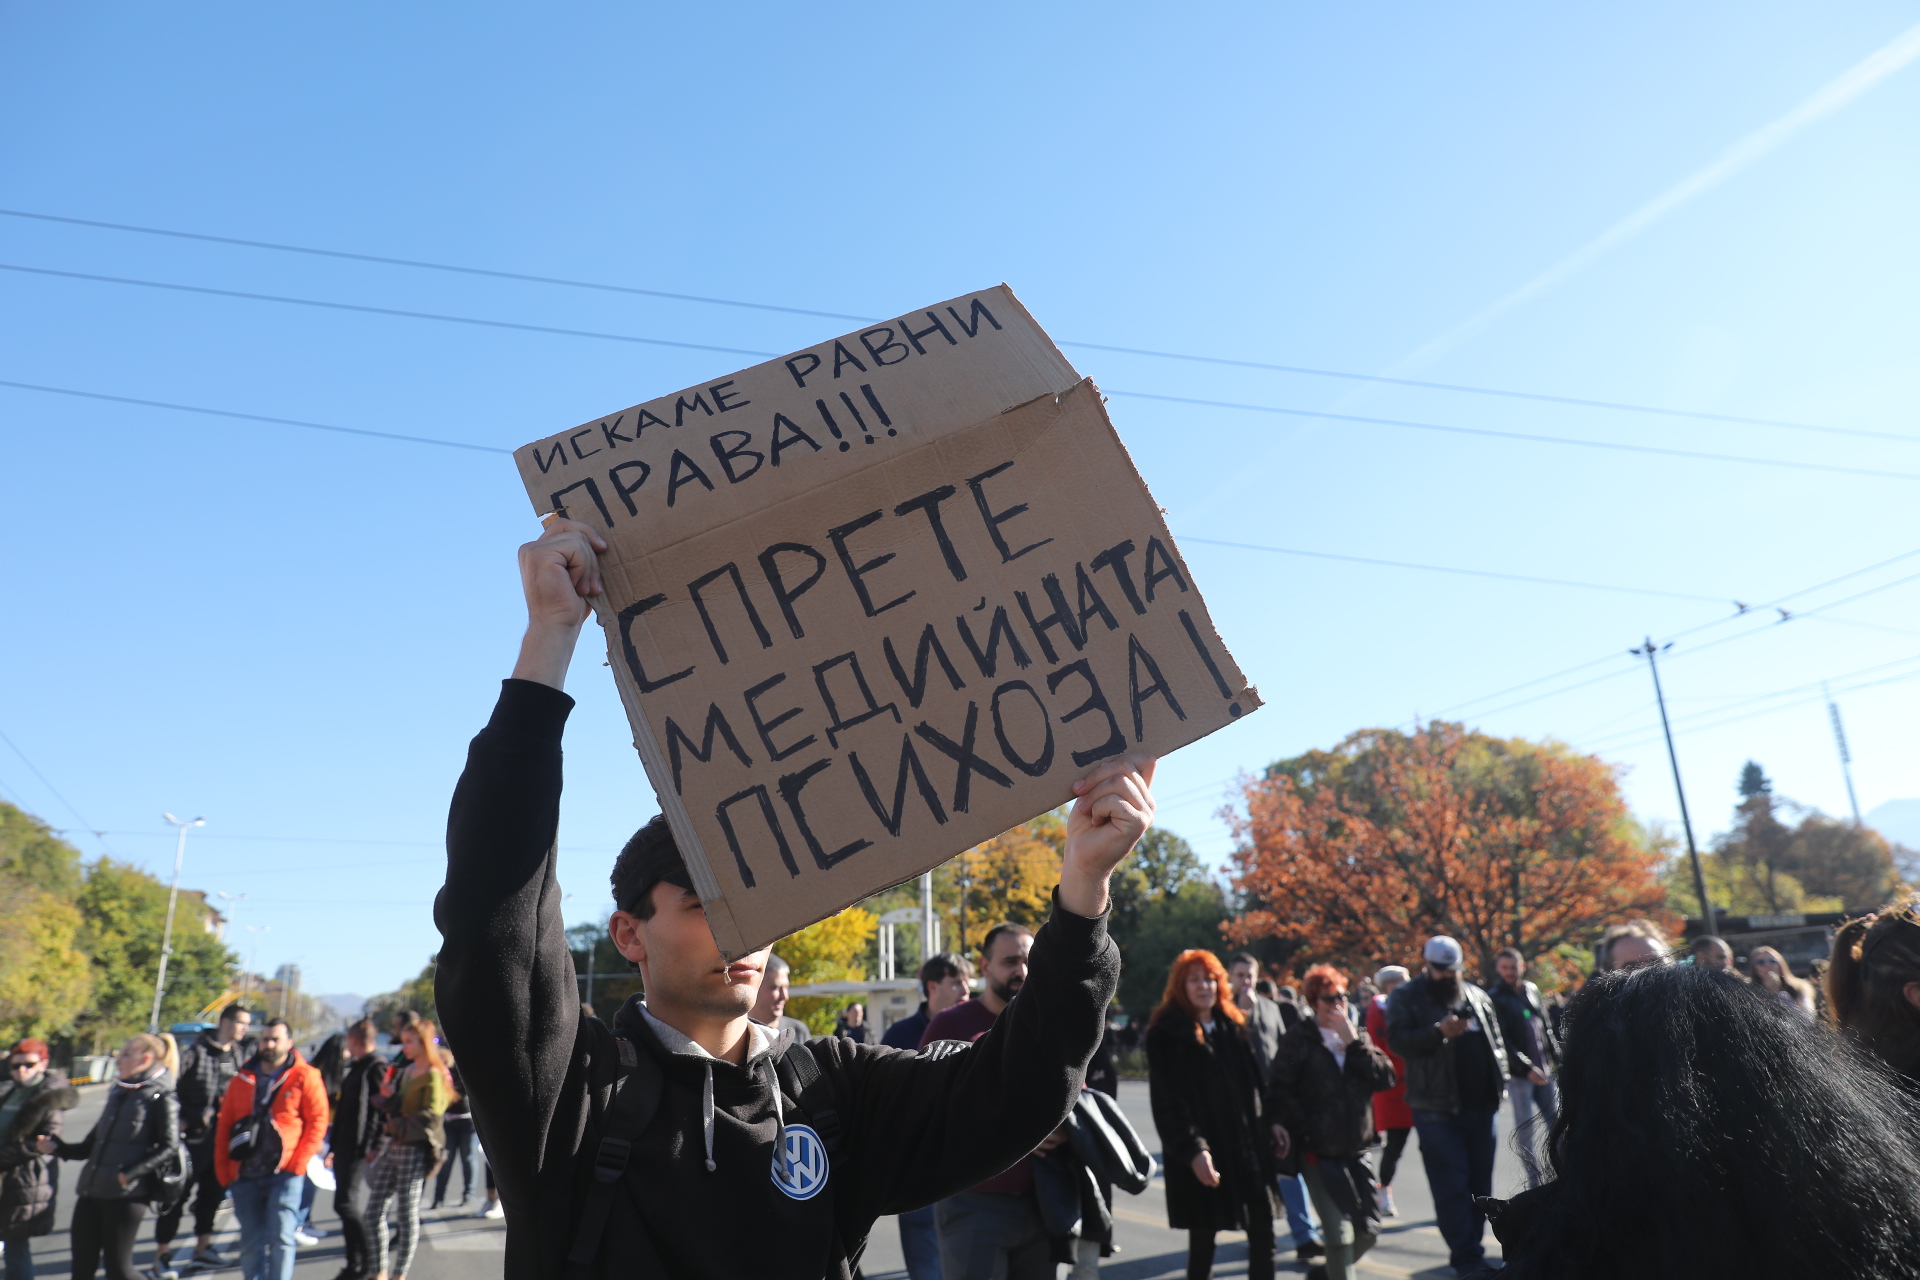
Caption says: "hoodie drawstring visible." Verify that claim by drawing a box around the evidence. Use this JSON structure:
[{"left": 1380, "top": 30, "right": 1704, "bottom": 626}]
[{"left": 701, "top": 1062, "right": 717, "bottom": 1173}]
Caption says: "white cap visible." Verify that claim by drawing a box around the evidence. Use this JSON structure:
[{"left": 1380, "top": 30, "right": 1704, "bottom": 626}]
[
  {"left": 1374, "top": 965, "right": 1410, "bottom": 988},
  {"left": 1424, "top": 936, "right": 1464, "bottom": 967}
]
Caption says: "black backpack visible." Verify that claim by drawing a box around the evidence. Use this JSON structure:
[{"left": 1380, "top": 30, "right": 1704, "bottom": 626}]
[{"left": 564, "top": 1033, "right": 843, "bottom": 1279}]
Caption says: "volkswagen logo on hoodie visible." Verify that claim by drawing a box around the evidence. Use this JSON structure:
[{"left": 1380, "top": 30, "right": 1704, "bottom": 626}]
[{"left": 772, "top": 1123, "right": 829, "bottom": 1200}]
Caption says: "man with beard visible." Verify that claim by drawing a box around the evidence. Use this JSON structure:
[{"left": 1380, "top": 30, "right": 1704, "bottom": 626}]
[
  {"left": 921, "top": 924, "right": 1059, "bottom": 1280},
  {"left": 1386, "top": 937, "right": 1509, "bottom": 1278}
]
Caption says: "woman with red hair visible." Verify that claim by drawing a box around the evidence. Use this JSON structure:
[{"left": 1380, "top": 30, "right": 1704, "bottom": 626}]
[
  {"left": 1147, "top": 949, "right": 1281, "bottom": 1280},
  {"left": 1268, "top": 964, "right": 1396, "bottom": 1280}
]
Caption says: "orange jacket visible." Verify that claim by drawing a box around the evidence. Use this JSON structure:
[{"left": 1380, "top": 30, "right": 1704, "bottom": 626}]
[{"left": 213, "top": 1051, "right": 331, "bottom": 1185}]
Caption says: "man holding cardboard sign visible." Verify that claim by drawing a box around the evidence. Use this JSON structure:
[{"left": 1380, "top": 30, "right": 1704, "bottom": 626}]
[
  {"left": 435, "top": 515, "right": 1153, "bottom": 1280},
  {"left": 436, "top": 289, "right": 1257, "bottom": 1279}
]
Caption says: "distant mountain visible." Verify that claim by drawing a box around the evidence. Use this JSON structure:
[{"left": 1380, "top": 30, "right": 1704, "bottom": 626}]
[
  {"left": 1868, "top": 799, "right": 1920, "bottom": 851},
  {"left": 316, "top": 993, "right": 367, "bottom": 1020}
]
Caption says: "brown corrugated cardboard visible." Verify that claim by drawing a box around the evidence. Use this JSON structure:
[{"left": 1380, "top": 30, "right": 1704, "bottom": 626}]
[{"left": 513, "top": 286, "right": 1260, "bottom": 957}]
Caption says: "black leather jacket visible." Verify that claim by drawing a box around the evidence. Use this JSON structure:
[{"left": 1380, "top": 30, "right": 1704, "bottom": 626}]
[{"left": 1385, "top": 974, "right": 1509, "bottom": 1115}]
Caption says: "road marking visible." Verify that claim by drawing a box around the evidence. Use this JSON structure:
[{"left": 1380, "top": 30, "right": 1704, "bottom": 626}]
[{"left": 421, "top": 1220, "right": 506, "bottom": 1251}]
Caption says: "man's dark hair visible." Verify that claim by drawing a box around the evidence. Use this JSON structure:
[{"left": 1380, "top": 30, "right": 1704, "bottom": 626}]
[
  {"left": 1497, "top": 947, "right": 1526, "bottom": 966},
  {"left": 390, "top": 1009, "right": 422, "bottom": 1033},
  {"left": 979, "top": 923, "right": 1033, "bottom": 963},
  {"left": 1254, "top": 978, "right": 1277, "bottom": 998},
  {"left": 611, "top": 815, "right": 694, "bottom": 920},
  {"left": 917, "top": 952, "right": 973, "bottom": 997},
  {"left": 1229, "top": 951, "right": 1260, "bottom": 970},
  {"left": 1507, "top": 962, "right": 1920, "bottom": 1277},
  {"left": 1691, "top": 935, "right": 1729, "bottom": 954},
  {"left": 262, "top": 1017, "right": 292, "bottom": 1037},
  {"left": 219, "top": 1003, "right": 251, "bottom": 1024},
  {"left": 346, "top": 1018, "right": 377, "bottom": 1044}
]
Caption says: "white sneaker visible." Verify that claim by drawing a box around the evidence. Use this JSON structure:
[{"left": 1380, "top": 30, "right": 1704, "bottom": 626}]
[
  {"left": 293, "top": 1230, "right": 321, "bottom": 1246},
  {"left": 1377, "top": 1185, "right": 1398, "bottom": 1217},
  {"left": 481, "top": 1202, "right": 505, "bottom": 1220}
]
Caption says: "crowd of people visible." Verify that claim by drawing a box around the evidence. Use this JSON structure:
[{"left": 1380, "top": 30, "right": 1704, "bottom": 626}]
[
  {"left": 0, "top": 1007, "right": 477, "bottom": 1280},
  {"left": 20, "top": 513, "right": 1918, "bottom": 1280}
]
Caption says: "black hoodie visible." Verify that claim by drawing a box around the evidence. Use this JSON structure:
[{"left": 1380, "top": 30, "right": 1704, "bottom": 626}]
[{"left": 435, "top": 679, "right": 1119, "bottom": 1280}]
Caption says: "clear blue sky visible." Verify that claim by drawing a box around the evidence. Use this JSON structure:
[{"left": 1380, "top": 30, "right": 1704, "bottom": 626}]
[{"left": 4, "top": 4, "right": 1917, "bottom": 997}]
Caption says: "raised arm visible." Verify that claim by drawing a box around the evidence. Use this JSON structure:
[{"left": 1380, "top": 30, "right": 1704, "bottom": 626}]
[
  {"left": 434, "top": 517, "right": 605, "bottom": 1206},
  {"left": 813, "top": 753, "right": 1153, "bottom": 1218}
]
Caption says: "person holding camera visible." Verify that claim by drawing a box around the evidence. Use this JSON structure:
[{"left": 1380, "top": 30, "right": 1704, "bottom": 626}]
[
  {"left": 48, "top": 1035, "right": 181, "bottom": 1280},
  {"left": 213, "top": 1019, "right": 330, "bottom": 1280},
  {"left": 1385, "top": 937, "right": 1509, "bottom": 1278},
  {"left": 434, "top": 516, "right": 1148, "bottom": 1280}
]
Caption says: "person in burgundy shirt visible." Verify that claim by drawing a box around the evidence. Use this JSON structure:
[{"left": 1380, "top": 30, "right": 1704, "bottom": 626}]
[{"left": 921, "top": 923, "right": 1058, "bottom": 1279}]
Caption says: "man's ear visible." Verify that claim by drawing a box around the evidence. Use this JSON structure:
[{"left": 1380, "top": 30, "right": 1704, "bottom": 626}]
[
  {"left": 1902, "top": 980, "right": 1920, "bottom": 1015},
  {"left": 609, "top": 910, "right": 649, "bottom": 968}
]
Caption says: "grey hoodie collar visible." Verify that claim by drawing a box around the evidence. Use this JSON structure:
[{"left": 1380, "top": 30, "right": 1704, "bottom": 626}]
[{"left": 636, "top": 1006, "right": 785, "bottom": 1175}]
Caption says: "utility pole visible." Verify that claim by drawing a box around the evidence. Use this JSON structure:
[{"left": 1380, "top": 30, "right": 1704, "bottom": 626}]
[
  {"left": 1631, "top": 640, "right": 1716, "bottom": 939},
  {"left": 150, "top": 814, "right": 205, "bottom": 1033},
  {"left": 920, "top": 870, "right": 936, "bottom": 967},
  {"left": 1825, "top": 684, "right": 1863, "bottom": 826}
]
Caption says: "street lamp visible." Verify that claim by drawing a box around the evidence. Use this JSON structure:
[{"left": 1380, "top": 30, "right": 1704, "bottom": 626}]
[
  {"left": 150, "top": 814, "right": 205, "bottom": 1034},
  {"left": 215, "top": 891, "right": 247, "bottom": 946}
]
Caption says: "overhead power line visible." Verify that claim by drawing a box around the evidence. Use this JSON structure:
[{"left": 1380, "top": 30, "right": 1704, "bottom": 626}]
[
  {"left": 1107, "top": 390, "right": 1920, "bottom": 484},
  {"left": 0, "top": 381, "right": 510, "bottom": 453},
  {"left": 8, "top": 260, "right": 1916, "bottom": 485},
  {"left": 1177, "top": 535, "right": 1731, "bottom": 603},
  {"left": 1421, "top": 547, "right": 1920, "bottom": 722},
  {"left": 0, "top": 726, "right": 110, "bottom": 852},
  {"left": 4, "top": 206, "right": 1912, "bottom": 446},
  {"left": 0, "top": 379, "right": 1847, "bottom": 612},
  {"left": 0, "top": 263, "right": 782, "bottom": 360},
  {"left": 0, "top": 207, "right": 878, "bottom": 323}
]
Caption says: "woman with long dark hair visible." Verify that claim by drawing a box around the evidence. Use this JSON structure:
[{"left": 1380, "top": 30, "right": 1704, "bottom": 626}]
[
  {"left": 1488, "top": 962, "right": 1920, "bottom": 1279},
  {"left": 1146, "top": 950, "right": 1280, "bottom": 1280},
  {"left": 1827, "top": 903, "right": 1920, "bottom": 1084}
]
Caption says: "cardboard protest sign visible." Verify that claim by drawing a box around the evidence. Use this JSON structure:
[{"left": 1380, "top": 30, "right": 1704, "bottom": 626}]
[{"left": 514, "top": 286, "right": 1260, "bottom": 957}]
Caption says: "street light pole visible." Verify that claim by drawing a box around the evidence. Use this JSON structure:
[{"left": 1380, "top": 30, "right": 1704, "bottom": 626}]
[
  {"left": 150, "top": 814, "right": 205, "bottom": 1034},
  {"left": 1631, "top": 639, "right": 1716, "bottom": 939},
  {"left": 243, "top": 925, "right": 271, "bottom": 1005}
]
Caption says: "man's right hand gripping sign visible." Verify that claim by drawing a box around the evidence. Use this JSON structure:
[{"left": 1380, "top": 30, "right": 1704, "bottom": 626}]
[{"left": 434, "top": 515, "right": 1156, "bottom": 1280}]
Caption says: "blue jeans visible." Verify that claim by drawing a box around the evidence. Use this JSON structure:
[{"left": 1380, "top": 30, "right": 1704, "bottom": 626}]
[
  {"left": 1412, "top": 1107, "right": 1498, "bottom": 1271},
  {"left": 1507, "top": 1077, "right": 1559, "bottom": 1187},
  {"left": 232, "top": 1172, "right": 305, "bottom": 1280},
  {"left": 897, "top": 1203, "right": 941, "bottom": 1280},
  {"left": 3, "top": 1235, "right": 31, "bottom": 1280},
  {"left": 1279, "top": 1173, "right": 1321, "bottom": 1247}
]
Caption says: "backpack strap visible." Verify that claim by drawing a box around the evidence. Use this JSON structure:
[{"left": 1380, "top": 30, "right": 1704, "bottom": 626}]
[
  {"left": 565, "top": 1033, "right": 665, "bottom": 1280},
  {"left": 775, "top": 1039, "right": 841, "bottom": 1160}
]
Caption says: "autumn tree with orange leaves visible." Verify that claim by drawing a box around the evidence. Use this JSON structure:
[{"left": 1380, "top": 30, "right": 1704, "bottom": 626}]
[{"left": 1225, "top": 722, "right": 1674, "bottom": 979}]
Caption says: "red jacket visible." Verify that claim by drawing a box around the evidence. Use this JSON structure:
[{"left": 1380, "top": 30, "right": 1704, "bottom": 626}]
[
  {"left": 1366, "top": 997, "right": 1413, "bottom": 1131},
  {"left": 213, "top": 1051, "right": 330, "bottom": 1185}
]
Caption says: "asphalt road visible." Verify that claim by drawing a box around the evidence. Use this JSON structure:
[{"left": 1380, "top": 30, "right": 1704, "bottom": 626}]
[
  {"left": 856, "top": 1079, "right": 1533, "bottom": 1280},
  {"left": 42, "top": 1075, "right": 1530, "bottom": 1279}
]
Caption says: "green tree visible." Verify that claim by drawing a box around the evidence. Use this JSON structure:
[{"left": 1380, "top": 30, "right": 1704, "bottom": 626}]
[
  {"left": 367, "top": 957, "right": 439, "bottom": 1027},
  {"left": 0, "top": 804, "right": 85, "bottom": 897},
  {"left": 1712, "top": 764, "right": 1897, "bottom": 913},
  {"left": 1104, "top": 826, "right": 1228, "bottom": 1021},
  {"left": 0, "top": 884, "right": 93, "bottom": 1042},
  {"left": 73, "top": 859, "right": 235, "bottom": 1050}
]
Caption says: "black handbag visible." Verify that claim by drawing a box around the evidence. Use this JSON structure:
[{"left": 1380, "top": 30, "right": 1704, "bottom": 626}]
[{"left": 145, "top": 1142, "right": 194, "bottom": 1207}]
